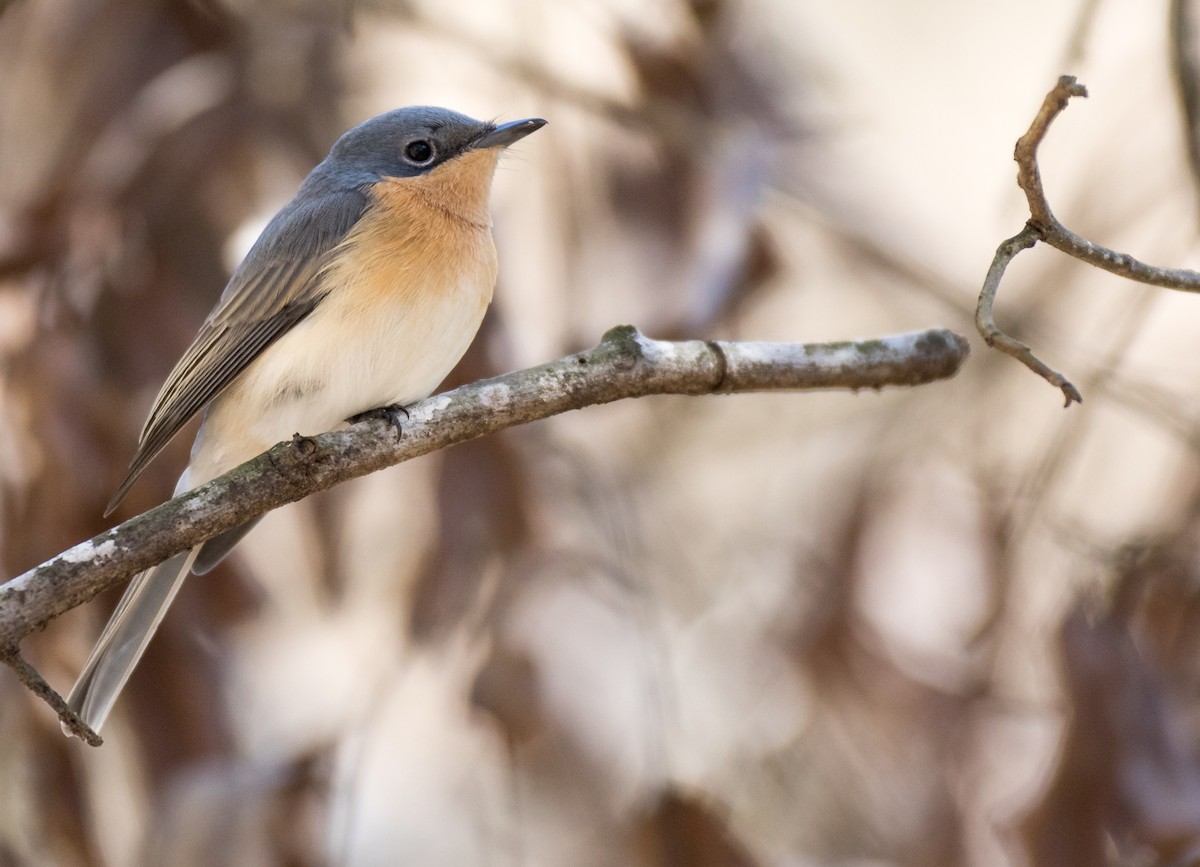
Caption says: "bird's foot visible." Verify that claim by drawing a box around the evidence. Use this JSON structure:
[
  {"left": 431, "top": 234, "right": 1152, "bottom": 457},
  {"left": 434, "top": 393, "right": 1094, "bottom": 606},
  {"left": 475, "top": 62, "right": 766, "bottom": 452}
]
[{"left": 348, "top": 403, "right": 409, "bottom": 441}]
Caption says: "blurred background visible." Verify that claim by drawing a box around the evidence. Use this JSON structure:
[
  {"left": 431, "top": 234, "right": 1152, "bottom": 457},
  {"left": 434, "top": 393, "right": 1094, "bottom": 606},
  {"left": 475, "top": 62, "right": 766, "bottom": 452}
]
[{"left": 2, "top": 0, "right": 1200, "bottom": 864}]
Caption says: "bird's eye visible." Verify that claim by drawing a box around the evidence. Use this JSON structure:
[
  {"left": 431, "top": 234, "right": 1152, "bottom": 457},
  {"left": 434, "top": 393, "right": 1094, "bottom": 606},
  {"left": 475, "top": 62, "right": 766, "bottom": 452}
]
[{"left": 404, "top": 139, "right": 435, "bottom": 164}]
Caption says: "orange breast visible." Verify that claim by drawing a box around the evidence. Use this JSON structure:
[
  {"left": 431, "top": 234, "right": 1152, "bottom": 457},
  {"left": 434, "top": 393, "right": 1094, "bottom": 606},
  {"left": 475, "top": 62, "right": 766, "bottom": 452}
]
[{"left": 322, "top": 148, "right": 502, "bottom": 311}]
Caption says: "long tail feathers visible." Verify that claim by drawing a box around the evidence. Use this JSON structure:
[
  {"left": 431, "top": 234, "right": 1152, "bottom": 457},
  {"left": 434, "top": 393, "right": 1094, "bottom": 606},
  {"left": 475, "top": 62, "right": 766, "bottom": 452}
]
[{"left": 65, "top": 545, "right": 201, "bottom": 735}]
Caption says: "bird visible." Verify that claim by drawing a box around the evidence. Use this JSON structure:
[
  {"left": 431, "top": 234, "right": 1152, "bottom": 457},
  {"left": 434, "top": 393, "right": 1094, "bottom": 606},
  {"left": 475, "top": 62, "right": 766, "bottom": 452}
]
[{"left": 65, "top": 106, "right": 546, "bottom": 735}]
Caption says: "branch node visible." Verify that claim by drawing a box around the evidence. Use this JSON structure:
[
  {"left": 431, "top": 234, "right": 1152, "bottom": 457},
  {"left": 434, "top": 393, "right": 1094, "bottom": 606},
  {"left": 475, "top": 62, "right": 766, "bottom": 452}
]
[
  {"left": 705, "top": 339, "right": 730, "bottom": 391},
  {"left": 599, "top": 323, "right": 641, "bottom": 348},
  {"left": 598, "top": 324, "right": 645, "bottom": 372},
  {"left": 291, "top": 433, "right": 317, "bottom": 456}
]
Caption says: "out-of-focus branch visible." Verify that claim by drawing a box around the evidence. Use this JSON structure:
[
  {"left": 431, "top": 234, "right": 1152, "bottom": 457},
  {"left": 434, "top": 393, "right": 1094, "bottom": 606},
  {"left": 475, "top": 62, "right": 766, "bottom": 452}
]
[
  {"left": 2, "top": 325, "right": 967, "bottom": 732},
  {"left": 1171, "top": 0, "right": 1200, "bottom": 205},
  {"left": 976, "top": 75, "right": 1200, "bottom": 405}
]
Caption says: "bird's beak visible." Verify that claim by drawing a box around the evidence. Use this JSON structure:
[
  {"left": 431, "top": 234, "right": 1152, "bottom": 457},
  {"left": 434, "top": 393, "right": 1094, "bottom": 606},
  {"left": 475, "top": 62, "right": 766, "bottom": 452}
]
[{"left": 473, "top": 117, "right": 547, "bottom": 150}]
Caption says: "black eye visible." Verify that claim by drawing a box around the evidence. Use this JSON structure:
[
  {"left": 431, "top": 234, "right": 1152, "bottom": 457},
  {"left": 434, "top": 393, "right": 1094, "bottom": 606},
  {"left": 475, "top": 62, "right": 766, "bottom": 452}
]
[{"left": 404, "top": 139, "right": 434, "bottom": 164}]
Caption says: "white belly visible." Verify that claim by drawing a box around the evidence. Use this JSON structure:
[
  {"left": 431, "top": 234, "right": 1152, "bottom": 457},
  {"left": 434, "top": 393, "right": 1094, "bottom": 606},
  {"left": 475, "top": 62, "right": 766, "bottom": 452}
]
[{"left": 186, "top": 268, "right": 492, "bottom": 489}]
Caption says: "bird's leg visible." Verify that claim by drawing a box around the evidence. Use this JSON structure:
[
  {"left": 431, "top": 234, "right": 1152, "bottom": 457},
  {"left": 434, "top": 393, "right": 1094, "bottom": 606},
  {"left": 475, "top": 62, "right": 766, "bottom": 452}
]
[{"left": 347, "top": 404, "right": 409, "bottom": 441}]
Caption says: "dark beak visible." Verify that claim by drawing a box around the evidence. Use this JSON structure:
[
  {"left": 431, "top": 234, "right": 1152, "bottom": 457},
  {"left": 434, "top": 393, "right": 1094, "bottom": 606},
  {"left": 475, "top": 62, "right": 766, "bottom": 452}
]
[{"left": 473, "top": 117, "right": 547, "bottom": 149}]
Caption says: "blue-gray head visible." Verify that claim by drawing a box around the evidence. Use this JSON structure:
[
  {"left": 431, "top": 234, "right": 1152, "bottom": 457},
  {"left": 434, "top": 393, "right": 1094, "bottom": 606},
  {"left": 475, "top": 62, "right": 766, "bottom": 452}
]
[{"left": 323, "top": 106, "right": 546, "bottom": 184}]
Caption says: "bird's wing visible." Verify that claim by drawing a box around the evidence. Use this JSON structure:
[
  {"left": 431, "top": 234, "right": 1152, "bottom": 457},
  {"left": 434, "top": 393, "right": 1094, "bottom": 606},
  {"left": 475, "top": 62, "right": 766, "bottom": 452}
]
[{"left": 106, "top": 186, "right": 370, "bottom": 514}]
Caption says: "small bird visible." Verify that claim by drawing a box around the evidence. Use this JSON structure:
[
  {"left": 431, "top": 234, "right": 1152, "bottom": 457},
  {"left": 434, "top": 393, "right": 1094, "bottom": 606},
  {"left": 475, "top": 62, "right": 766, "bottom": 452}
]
[{"left": 66, "top": 106, "right": 546, "bottom": 734}]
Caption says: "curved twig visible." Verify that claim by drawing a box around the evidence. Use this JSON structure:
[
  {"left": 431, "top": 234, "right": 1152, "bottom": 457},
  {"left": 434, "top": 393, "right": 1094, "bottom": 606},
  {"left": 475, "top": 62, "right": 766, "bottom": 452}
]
[
  {"left": 977, "top": 75, "right": 1200, "bottom": 404},
  {"left": 976, "top": 225, "right": 1083, "bottom": 407}
]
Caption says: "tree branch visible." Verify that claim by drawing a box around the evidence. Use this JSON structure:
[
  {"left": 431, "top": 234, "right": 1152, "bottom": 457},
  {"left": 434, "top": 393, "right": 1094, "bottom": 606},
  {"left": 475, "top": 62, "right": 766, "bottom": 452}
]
[
  {"left": 977, "top": 75, "right": 1200, "bottom": 405},
  {"left": 2, "top": 324, "right": 967, "bottom": 738}
]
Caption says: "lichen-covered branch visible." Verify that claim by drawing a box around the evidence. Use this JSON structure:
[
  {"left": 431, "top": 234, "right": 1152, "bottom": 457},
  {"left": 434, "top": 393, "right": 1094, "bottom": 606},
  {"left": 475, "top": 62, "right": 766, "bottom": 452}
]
[{"left": 2, "top": 325, "right": 968, "bottom": 662}]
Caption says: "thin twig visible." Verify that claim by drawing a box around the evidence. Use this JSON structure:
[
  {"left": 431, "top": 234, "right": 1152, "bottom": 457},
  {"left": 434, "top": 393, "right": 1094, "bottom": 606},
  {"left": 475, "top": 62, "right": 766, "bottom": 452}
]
[
  {"left": 0, "top": 647, "right": 101, "bottom": 745},
  {"left": 1013, "top": 76, "right": 1089, "bottom": 230},
  {"left": 976, "top": 225, "right": 1082, "bottom": 406},
  {"left": 2, "top": 325, "right": 968, "bottom": 737},
  {"left": 978, "top": 75, "right": 1200, "bottom": 403}
]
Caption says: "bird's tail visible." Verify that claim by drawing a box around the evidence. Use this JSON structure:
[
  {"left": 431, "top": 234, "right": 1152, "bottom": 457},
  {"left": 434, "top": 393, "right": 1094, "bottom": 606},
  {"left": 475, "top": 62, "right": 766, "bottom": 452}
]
[{"left": 65, "top": 545, "right": 201, "bottom": 735}]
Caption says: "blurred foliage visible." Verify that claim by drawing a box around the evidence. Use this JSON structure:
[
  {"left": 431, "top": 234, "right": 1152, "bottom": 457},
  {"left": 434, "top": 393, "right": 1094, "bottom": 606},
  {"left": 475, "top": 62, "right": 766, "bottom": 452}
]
[{"left": 5, "top": 0, "right": 1200, "bottom": 865}]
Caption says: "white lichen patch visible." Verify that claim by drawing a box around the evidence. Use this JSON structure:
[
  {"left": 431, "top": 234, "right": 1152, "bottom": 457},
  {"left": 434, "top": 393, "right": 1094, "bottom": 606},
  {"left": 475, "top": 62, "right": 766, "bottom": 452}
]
[
  {"left": 1, "top": 537, "right": 121, "bottom": 597},
  {"left": 58, "top": 538, "right": 118, "bottom": 565},
  {"left": 726, "top": 341, "right": 813, "bottom": 366},
  {"left": 635, "top": 334, "right": 681, "bottom": 363},
  {"left": 412, "top": 394, "right": 453, "bottom": 420},
  {"left": 474, "top": 384, "right": 511, "bottom": 408}
]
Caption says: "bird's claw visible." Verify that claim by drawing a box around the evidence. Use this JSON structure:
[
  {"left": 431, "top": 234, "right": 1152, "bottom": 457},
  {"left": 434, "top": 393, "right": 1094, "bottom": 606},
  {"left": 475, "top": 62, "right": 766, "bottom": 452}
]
[{"left": 348, "top": 403, "right": 409, "bottom": 441}]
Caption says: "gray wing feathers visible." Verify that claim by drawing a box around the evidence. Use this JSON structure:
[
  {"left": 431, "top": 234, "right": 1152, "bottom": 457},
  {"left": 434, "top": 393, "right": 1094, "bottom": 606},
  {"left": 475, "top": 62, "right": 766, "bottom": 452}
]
[
  {"left": 105, "top": 291, "right": 323, "bottom": 513},
  {"left": 104, "top": 188, "right": 368, "bottom": 515},
  {"left": 72, "top": 181, "right": 372, "bottom": 734}
]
